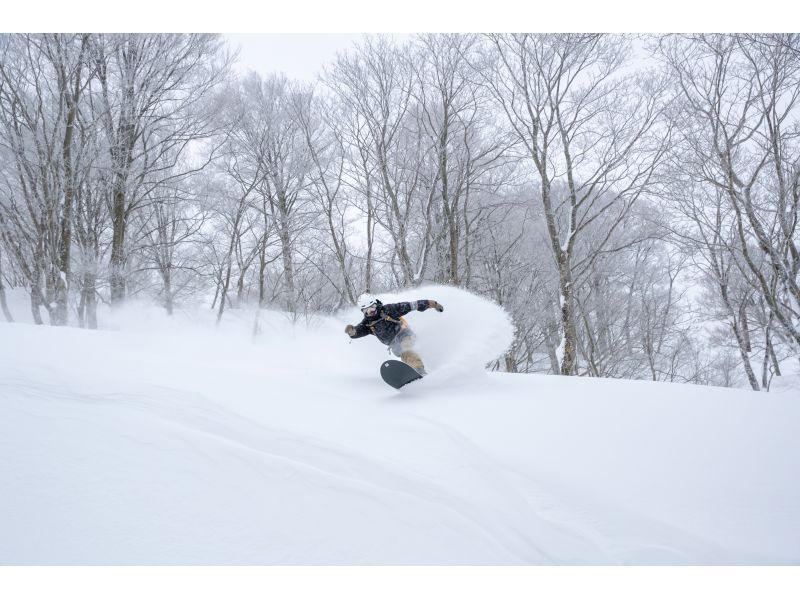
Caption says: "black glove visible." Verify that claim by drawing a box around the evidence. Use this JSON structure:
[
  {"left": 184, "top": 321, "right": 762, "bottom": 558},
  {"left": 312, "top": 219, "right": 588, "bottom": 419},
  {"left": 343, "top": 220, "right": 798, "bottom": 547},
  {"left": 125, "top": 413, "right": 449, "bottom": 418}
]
[{"left": 345, "top": 324, "right": 356, "bottom": 337}]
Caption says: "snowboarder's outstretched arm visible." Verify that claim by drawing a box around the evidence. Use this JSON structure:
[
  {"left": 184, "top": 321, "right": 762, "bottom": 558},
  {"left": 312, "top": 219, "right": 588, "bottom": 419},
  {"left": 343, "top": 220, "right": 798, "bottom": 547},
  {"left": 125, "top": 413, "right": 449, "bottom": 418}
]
[
  {"left": 345, "top": 320, "right": 371, "bottom": 339},
  {"left": 383, "top": 300, "right": 444, "bottom": 319}
]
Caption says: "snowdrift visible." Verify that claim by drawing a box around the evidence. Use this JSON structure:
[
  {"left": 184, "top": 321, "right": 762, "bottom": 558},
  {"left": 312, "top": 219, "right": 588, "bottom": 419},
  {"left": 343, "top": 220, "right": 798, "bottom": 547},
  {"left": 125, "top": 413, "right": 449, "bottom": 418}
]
[{"left": 1, "top": 287, "right": 799, "bottom": 565}]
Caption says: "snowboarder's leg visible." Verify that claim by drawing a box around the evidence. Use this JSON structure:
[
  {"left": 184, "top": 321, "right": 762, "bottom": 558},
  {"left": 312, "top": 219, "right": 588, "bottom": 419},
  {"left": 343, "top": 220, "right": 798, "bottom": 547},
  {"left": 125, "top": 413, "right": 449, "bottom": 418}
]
[
  {"left": 391, "top": 331, "right": 426, "bottom": 375},
  {"left": 400, "top": 349, "right": 425, "bottom": 374}
]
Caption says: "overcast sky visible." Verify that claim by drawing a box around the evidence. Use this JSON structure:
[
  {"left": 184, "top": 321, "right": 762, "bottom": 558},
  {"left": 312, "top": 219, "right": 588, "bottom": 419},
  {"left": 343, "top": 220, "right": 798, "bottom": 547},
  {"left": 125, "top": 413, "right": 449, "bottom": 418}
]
[
  {"left": 7, "top": 1, "right": 786, "bottom": 40},
  {"left": 226, "top": 33, "right": 410, "bottom": 82}
]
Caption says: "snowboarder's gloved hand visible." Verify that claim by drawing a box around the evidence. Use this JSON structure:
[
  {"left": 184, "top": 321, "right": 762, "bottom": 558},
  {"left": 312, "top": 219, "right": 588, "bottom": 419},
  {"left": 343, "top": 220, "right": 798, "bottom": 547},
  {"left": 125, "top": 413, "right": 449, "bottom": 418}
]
[
  {"left": 345, "top": 324, "right": 356, "bottom": 337},
  {"left": 431, "top": 300, "right": 444, "bottom": 312}
]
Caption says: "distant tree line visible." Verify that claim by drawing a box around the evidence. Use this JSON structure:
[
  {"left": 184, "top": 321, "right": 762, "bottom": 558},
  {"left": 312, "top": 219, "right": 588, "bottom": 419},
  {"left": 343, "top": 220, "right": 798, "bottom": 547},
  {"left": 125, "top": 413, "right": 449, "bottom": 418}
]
[{"left": 1, "top": 33, "right": 797, "bottom": 390}]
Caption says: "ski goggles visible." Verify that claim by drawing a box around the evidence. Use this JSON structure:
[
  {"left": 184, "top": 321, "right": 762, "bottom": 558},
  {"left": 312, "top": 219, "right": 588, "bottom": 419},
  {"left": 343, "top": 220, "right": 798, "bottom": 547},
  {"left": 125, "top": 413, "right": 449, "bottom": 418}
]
[{"left": 361, "top": 305, "right": 378, "bottom": 317}]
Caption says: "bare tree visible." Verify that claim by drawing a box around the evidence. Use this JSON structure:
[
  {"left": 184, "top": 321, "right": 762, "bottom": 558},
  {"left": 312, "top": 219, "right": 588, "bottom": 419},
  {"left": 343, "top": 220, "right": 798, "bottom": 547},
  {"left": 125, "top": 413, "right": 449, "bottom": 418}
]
[
  {"left": 0, "top": 33, "right": 92, "bottom": 325},
  {"left": 240, "top": 73, "right": 314, "bottom": 313},
  {"left": 478, "top": 33, "right": 670, "bottom": 374},
  {"left": 412, "top": 33, "right": 512, "bottom": 286},
  {"left": 210, "top": 146, "right": 262, "bottom": 323},
  {"left": 325, "top": 36, "right": 435, "bottom": 289},
  {"left": 657, "top": 33, "right": 800, "bottom": 357},
  {"left": 0, "top": 246, "right": 13, "bottom": 321},
  {"left": 134, "top": 181, "right": 207, "bottom": 315},
  {"left": 90, "top": 33, "right": 229, "bottom": 306},
  {"left": 293, "top": 87, "right": 357, "bottom": 306},
  {"left": 321, "top": 61, "right": 379, "bottom": 294}
]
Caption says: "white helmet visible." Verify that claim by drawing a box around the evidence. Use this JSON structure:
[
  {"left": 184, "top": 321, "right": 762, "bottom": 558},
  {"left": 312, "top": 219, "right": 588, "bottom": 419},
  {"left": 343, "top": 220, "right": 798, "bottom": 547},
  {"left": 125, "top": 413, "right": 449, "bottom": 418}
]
[{"left": 357, "top": 293, "right": 381, "bottom": 311}]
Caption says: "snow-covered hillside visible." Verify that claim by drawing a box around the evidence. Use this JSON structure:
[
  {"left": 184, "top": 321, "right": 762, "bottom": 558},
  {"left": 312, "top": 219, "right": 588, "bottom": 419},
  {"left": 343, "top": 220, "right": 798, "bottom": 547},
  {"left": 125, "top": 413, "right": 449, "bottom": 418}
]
[{"left": 1, "top": 286, "right": 798, "bottom": 565}]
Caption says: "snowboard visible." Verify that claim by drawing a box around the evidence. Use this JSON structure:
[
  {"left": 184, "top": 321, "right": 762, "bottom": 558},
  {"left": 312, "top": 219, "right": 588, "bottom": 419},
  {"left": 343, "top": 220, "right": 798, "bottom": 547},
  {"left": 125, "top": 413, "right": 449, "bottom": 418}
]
[{"left": 380, "top": 359, "right": 423, "bottom": 389}]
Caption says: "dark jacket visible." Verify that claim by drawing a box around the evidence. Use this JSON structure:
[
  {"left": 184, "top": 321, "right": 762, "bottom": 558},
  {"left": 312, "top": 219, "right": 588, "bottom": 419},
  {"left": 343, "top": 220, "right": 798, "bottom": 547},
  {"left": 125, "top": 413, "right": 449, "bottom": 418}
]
[{"left": 350, "top": 300, "right": 437, "bottom": 345}]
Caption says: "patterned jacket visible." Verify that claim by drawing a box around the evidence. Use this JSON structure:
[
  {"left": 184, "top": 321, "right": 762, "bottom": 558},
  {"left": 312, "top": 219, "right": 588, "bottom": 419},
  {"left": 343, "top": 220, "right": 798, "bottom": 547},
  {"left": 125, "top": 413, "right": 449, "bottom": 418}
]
[{"left": 350, "top": 300, "right": 437, "bottom": 345}]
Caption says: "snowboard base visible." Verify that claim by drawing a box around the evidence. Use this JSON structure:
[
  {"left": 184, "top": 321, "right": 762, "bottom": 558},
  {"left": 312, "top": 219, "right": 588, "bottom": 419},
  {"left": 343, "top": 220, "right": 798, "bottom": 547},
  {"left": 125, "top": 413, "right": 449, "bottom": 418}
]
[{"left": 380, "top": 359, "right": 423, "bottom": 389}]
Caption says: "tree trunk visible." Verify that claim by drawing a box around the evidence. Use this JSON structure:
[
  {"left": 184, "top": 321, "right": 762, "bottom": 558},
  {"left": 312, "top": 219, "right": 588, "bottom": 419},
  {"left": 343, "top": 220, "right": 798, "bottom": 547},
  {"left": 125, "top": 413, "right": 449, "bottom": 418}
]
[
  {"left": 558, "top": 261, "right": 578, "bottom": 375},
  {"left": 163, "top": 267, "right": 174, "bottom": 316},
  {"left": 29, "top": 286, "right": 43, "bottom": 325},
  {"left": 720, "top": 285, "right": 760, "bottom": 391},
  {"left": 0, "top": 276, "right": 13, "bottom": 323},
  {"left": 54, "top": 34, "right": 88, "bottom": 326},
  {"left": 504, "top": 352, "right": 518, "bottom": 373},
  {"left": 109, "top": 183, "right": 128, "bottom": 306},
  {"left": 83, "top": 271, "right": 98, "bottom": 329},
  {"left": 77, "top": 284, "right": 86, "bottom": 328},
  {"left": 277, "top": 193, "right": 296, "bottom": 313},
  {"left": 216, "top": 259, "right": 233, "bottom": 324},
  {"left": 363, "top": 157, "right": 374, "bottom": 294},
  {"left": 109, "top": 97, "right": 136, "bottom": 307},
  {"left": 439, "top": 118, "right": 460, "bottom": 286},
  {"left": 258, "top": 244, "right": 267, "bottom": 309},
  {"left": 766, "top": 322, "right": 781, "bottom": 378},
  {"left": 733, "top": 320, "right": 760, "bottom": 391}
]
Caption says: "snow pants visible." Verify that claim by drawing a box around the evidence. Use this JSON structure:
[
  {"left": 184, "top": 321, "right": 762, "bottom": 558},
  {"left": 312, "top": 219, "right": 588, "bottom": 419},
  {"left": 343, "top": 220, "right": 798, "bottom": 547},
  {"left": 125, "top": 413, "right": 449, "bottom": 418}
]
[{"left": 389, "top": 329, "right": 425, "bottom": 373}]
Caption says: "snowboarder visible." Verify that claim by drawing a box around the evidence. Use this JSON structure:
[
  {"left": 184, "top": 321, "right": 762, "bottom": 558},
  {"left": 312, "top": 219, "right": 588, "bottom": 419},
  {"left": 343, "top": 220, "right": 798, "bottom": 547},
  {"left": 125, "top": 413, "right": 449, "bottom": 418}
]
[{"left": 345, "top": 294, "right": 444, "bottom": 375}]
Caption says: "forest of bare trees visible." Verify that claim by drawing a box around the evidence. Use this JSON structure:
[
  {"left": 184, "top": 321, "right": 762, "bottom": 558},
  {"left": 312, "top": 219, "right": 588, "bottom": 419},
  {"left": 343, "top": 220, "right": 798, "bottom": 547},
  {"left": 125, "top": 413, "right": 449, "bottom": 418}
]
[{"left": 1, "top": 33, "right": 798, "bottom": 390}]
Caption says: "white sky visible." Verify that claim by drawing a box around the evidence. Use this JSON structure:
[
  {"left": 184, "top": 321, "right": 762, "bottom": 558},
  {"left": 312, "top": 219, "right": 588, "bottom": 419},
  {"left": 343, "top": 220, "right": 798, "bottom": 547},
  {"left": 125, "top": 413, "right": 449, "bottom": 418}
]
[
  {"left": 226, "top": 34, "right": 413, "bottom": 82},
  {"left": 7, "top": 0, "right": 792, "bottom": 39}
]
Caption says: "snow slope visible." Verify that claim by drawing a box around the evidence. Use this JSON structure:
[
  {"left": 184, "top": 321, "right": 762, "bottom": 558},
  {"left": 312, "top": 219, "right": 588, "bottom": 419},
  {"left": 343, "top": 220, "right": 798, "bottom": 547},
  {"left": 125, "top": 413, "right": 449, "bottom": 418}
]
[{"left": 1, "top": 286, "right": 799, "bottom": 565}]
